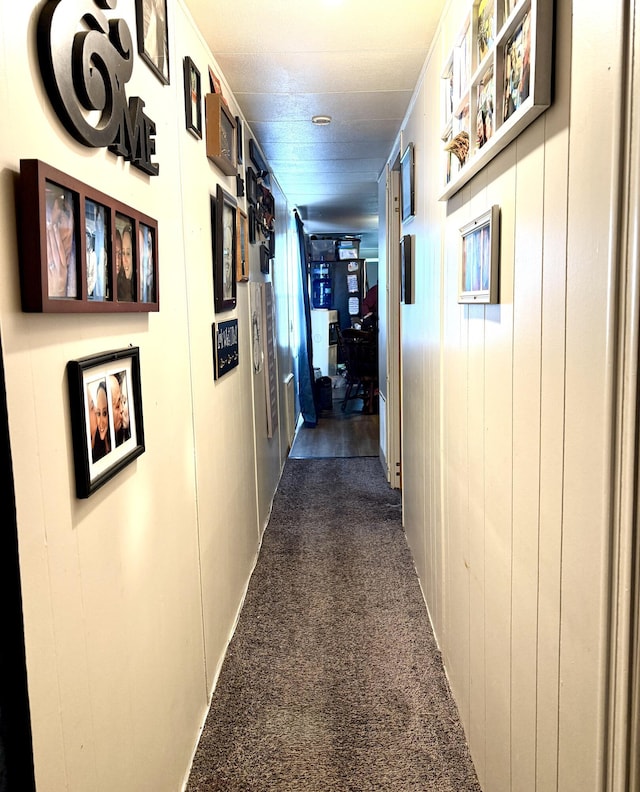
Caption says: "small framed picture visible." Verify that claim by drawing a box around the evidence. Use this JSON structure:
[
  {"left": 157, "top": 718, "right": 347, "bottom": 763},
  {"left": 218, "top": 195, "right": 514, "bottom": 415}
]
[
  {"left": 236, "top": 116, "right": 244, "bottom": 164},
  {"left": 459, "top": 205, "right": 500, "bottom": 303},
  {"left": 400, "top": 142, "right": 415, "bottom": 223},
  {"left": 212, "top": 319, "right": 239, "bottom": 379},
  {"left": 45, "top": 179, "right": 79, "bottom": 299},
  {"left": 183, "top": 56, "right": 202, "bottom": 138},
  {"left": 246, "top": 166, "right": 258, "bottom": 206},
  {"left": 67, "top": 347, "right": 145, "bottom": 498},
  {"left": 135, "top": 0, "right": 169, "bottom": 84},
  {"left": 400, "top": 234, "right": 414, "bottom": 304},
  {"left": 236, "top": 208, "right": 249, "bottom": 282},
  {"left": 212, "top": 185, "right": 237, "bottom": 312}
]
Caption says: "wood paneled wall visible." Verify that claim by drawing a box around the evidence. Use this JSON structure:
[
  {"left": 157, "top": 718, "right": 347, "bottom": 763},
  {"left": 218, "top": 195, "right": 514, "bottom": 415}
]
[{"left": 398, "top": 1, "right": 621, "bottom": 789}]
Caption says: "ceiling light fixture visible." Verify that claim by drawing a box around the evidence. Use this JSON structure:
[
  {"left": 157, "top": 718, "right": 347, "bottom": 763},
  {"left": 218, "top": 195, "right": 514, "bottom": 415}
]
[{"left": 311, "top": 115, "right": 332, "bottom": 126}]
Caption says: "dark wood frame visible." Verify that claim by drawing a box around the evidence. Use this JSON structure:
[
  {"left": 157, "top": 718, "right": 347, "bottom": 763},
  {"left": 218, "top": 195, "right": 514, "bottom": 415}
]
[
  {"left": 183, "top": 56, "right": 202, "bottom": 138},
  {"left": 236, "top": 116, "right": 244, "bottom": 164},
  {"left": 400, "top": 233, "right": 414, "bottom": 304},
  {"left": 249, "top": 138, "right": 270, "bottom": 186},
  {"left": 212, "top": 185, "right": 237, "bottom": 312},
  {"left": 67, "top": 347, "right": 145, "bottom": 498},
  {"left": 205, "top": 93, "right": 237, "bottom": 176},
  {"left": 18, "top": 159, "right": 159, "bottom": 313},
  {"left": 400, "top": 142, "right": 415, "bottom": 222},
  {"left": 135, "top": 0, "right": 170, "bottom": 85}
]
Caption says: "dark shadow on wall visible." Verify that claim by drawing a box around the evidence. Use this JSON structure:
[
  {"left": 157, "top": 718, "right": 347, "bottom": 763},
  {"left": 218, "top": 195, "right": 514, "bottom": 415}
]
[{"left": 0, "top": 333, "right": 35, "bottom": 792}]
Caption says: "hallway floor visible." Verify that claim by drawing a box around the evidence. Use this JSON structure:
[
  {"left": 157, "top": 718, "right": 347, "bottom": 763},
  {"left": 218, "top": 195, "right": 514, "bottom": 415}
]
[{"left": 289, "top": 385, "right": 379, "bottom": 459}]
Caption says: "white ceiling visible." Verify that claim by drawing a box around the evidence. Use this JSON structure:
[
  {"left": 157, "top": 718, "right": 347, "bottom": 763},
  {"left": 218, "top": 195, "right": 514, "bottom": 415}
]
[{"left": 184, "top": 0, "right": 446, "bottom": 258}]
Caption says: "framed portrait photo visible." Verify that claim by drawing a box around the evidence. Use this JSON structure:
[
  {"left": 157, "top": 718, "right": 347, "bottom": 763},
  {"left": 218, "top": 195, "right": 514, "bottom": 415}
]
[
  {"left": 459, "top": 204, "right": 500, "bottom": 303},
  {"left": 67, "top": 347, "right": 145, "bottom": 498},
  {"left": 183, "top": 56, "right": 202, "bottom": 138},
  {"left": 400, "top": 142, "right": 415, "bottom": 223},
  {"left": 135, "top": 0, "right": 170, "bottom": 85},
  {"left": 212, "top": 185, "right": 237, "bottom": 312}
]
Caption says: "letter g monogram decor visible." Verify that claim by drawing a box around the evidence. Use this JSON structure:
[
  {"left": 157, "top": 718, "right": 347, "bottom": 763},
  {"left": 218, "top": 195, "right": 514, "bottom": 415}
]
[{"left": 37, "top": 0, "right": 159, "bottom": 176}]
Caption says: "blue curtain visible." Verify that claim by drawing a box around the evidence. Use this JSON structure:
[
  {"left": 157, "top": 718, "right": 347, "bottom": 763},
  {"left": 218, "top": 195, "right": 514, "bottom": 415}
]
[{"left": 293, "top": 210, "right": 317, "bottom": 427}]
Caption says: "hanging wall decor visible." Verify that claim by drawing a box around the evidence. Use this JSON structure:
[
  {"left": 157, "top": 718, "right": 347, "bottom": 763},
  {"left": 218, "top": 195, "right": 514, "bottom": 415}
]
[
  {"left": 400, "top": 142, "right": 415, "bottom": 223},
  {"left": 67, "top": 347, "right": 145, "bottom": 498},
  {"left": 439, "top": 0, "right": 553, "bottom": 199},
  {"left": 18, "top": 159, "right": 159, "bottom": 313},
  {"left": 211, "top": 185, "right": 237, "bottom": 312},
  {"left": 205, "top": 93, "right": 237, "bottom": 176},
  {"left": 400, "top": 234, "right": 414, "bottom": 304},
  {"left": 212, "top": 319, "right": 239, "bottom": 379},
  {"left": 135, "top": 0, "right": 170, "bottom": 84},
  {"left": 459, "top": 205, "right": 500, "bottom": 303},
  {"left": 37, "top": 0, "right": 159, "bottom": 176},
  {"left": 236, "top": 208, "right": 249, "bottom": 282}
]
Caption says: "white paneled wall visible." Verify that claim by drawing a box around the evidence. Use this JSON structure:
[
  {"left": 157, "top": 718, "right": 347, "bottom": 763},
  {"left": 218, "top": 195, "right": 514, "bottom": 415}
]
[{"left": 396, "top": 0, "right": 622, "bottom": 789}]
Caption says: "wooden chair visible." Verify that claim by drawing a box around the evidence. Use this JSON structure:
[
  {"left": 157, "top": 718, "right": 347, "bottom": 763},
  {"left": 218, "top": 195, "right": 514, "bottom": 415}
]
[{"left": 337, "top": 328, "right": 378, "bottom": 413}]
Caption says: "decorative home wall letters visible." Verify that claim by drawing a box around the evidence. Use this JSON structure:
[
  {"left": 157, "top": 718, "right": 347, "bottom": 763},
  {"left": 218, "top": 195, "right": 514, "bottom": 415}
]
[{"left": 37, "top": 0, "right": 159, "bottom": 176}]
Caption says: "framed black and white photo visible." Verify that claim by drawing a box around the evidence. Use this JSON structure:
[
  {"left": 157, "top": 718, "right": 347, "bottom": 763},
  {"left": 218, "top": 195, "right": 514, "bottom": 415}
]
[
  {"left": 400, "top": 142, "right": 415, "bottom": 222},
  {"left": 459, "top": 205, "right": 500, "bottom": 303},
  {"left": 135, "top": 0, "right": 170, "bottom": 84},
  {"left": 211, "top": 185, "right": 237, "bottom": 312},
  {"left": 67, "top": 347, "right": 145, "bottom": 498},
  {"left": 183, "top": 56, "right": 202, "bottom": 138}
]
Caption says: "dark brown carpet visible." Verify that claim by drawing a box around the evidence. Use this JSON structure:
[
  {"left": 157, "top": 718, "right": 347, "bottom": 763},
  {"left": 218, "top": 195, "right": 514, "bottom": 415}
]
[{"left": 187, "top": 458, "right": 480, "bottom": 791}]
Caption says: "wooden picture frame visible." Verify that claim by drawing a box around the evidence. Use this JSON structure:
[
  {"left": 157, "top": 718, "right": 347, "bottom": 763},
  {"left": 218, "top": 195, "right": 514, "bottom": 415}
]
[
  {"left": 236, "top": 116, "right": 244, "bottom": 164},
  {"left": 67, "top": 347, "right": 145, "bottom": 498},
  {"left": 400, "top": 142, "right": 415, "bottom": 223},
  {"left": 459, "top": 205, "right": 500, "bottom": 303},
  {"left": 212, "top": 185, "right": 237, "bottom": 312},
  {"left": 439, "top": 0, "right": 552, "bottom": 200},
  {"left": 18, "top": 159, "right": 159, "bottom": 312},
  {"left": 135, "top": 0, "right": 170, "bottom": 85},
  {"left": 400, "top": 234, "right": 414, "bottom": 304},
  {"left": 212, "top": 319, "right": 239, "bottom": 379},
  {"left": 236, "top": 208, "right": 249, "bottom": 282},
  {"left": 183, "top": 56, "right": 202, "bottom": 138},
  {"left": 205, "top": 93, "right": 237, "bottom": 176}
]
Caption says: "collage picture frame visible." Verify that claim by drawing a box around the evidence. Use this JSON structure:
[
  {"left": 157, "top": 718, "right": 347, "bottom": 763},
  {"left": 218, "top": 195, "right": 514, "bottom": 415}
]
[{"left": 18, "top": 159, "right": 159, "bottom": 313}]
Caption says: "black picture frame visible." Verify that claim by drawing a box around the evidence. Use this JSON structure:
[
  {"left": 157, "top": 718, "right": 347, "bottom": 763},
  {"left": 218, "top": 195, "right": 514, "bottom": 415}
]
[
  {"left": 67, "top": 347, "right": 145, "bottom": 498},
  {"left": 259, "top": 244, "right": 270, "bottom": 274},
  {"left": 212, "top": 319, "right": 239, "bottom": 379},
  {"left": 135, "top": 0, "right": 170, "bottom": 85},
  {"left": 400, "top": 233, "right": 414, "bottom": 304},
  {"left": 400, "top": 142, "right": 415, "bottom": 223},
  {"left": 236, "top": 116, "right": 244, "bottom": 164},
  {"left": 212, "top": 185, "right": 237, "bottom": 312},
  {"left": 246, "top": 166, "right": 258, "bottom": 205},
  {"left": 183, "top": 56, "right": 202, "bottom": 138}
]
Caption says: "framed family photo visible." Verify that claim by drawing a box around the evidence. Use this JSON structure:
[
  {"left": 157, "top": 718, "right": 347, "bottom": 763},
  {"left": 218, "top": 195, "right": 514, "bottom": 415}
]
[
  {"left": 135, "top": 0, "right": 170, "bottom": 85},
  {"left": 459, "top": 205, "right": 500, "bottom": 303},
  {"left": 67, "top": 347, "right": 145, "bottom": 498}
]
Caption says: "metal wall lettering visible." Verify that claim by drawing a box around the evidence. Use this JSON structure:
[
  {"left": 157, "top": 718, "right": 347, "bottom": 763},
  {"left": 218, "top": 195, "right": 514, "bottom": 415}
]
[{"left": 37, "top": 0, "right": 159, "bottom": 176}]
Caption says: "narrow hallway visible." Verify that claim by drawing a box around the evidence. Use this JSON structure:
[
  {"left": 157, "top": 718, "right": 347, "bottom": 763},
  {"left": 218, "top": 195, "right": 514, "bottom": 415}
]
[{"left": 187, "top": 413, "right": 479, "bottom": 791}]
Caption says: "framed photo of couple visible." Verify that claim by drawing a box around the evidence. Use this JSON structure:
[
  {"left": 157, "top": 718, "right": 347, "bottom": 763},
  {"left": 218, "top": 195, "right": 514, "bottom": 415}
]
[{"left": 67, "top": 347, "right": 145, "bottom": 498}]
